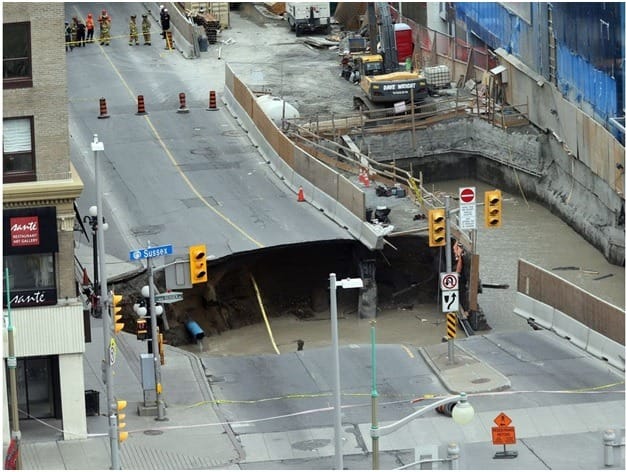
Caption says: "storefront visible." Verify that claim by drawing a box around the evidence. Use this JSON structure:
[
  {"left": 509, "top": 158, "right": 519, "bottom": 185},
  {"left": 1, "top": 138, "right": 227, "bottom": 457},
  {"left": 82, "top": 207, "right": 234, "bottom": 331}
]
[{"left": 3, "top": 206, "right": 58, "bottom": 308}]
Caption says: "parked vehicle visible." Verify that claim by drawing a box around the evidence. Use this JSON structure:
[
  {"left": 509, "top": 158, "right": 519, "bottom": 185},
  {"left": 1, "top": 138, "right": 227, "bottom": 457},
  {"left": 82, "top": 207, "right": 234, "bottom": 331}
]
[{"left": 285, "top": 2, "right": 331, "bottom": 37}]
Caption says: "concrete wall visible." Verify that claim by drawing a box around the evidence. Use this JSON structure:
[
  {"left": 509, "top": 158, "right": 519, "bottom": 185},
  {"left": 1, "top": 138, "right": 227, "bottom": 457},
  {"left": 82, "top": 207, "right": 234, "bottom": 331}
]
[
  {"left": 355, "top": 115, "right": 624, "bottom": 266},
  {"left": 222, "top": 64, "right": 385, "bottom": 249}
]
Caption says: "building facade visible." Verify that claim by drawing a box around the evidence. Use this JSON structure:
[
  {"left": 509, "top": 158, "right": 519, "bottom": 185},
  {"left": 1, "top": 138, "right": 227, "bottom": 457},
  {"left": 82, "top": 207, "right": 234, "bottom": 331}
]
[{"left": 3, "top": 2, "right": 87, "bottom": 443}]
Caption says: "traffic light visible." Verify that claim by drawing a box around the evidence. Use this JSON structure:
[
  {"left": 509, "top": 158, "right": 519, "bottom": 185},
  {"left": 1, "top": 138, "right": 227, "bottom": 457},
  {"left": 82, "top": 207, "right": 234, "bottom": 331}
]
[
  {"left": 116, "top": 399, "right": 128, "bottom": 442},
  {"left": 112, "top": 291, "right": 124, "bottom": 333},
  {"left": 189, "top": 244, "right": 208, "bottom": 284},
  {"left": 484, "top": 190, "right": 502, "bottom": 228},
  {"left": 136, "top": 318, "right": 147, "bottom": 341},
  {"left": 428, "top": 209, "right": 446, "bottom": 247},
  {"left": 158, "top": 332, "right": 165, "bottom": 365}
]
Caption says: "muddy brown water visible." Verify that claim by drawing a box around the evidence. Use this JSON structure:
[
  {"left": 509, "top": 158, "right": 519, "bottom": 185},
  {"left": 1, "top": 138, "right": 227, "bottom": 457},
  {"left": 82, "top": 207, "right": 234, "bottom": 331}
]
[{"left": 180, "top": 178, "right": 624, "bottom": 357}]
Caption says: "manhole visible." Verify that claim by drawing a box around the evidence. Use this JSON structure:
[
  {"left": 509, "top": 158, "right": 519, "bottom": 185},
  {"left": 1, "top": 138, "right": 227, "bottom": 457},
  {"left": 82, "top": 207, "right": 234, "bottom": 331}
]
[
  {"left": 471, "top": 377, "right": 490, "bottom": 384},
  {"left": 292, "top": 438, "right": 330, "bottom": 451},
  {"left": 144, "top": 429, "right": 164, "bottom": 436}
]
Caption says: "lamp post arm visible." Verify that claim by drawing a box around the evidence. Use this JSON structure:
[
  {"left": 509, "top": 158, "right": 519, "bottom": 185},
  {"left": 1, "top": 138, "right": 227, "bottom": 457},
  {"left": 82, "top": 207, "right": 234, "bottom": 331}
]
[{"left": 371, "top": 394, "right": 463, "bottom": 438}]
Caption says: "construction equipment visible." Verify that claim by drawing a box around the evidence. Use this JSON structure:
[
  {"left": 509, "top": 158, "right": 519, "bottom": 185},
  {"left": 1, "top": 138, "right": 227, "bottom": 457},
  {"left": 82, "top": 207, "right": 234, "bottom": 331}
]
[
  {"left": 285, "top": 2, "right": 331, "bottom": 37},
  {"left": 351, "top": 3, "right": 428, "bottom": 109}
]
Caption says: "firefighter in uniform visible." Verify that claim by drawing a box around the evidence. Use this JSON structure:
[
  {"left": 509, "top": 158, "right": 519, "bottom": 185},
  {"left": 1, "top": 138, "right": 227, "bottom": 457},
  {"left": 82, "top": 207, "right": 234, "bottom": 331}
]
[
  {"left": 129, "top": 15, "right": 139, "bottom": 45},
  {"left": 98, "top": 10, "right": 111, "bottom": 45},
  {"left": 141, "top": 13, "right": 151, "bottom": 45}
]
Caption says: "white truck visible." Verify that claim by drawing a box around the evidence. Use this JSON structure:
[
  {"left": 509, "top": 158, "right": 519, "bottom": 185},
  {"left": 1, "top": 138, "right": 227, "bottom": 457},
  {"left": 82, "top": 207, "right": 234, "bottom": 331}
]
[{"left": 285, "top": 2, "right": 331, "bottom": 37}]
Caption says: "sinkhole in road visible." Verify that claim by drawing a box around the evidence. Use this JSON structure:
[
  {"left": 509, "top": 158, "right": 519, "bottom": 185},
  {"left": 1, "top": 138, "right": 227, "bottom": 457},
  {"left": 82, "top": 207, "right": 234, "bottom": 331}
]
[{"left": 122, "top": 236, "right": 439, "bottom": 348}]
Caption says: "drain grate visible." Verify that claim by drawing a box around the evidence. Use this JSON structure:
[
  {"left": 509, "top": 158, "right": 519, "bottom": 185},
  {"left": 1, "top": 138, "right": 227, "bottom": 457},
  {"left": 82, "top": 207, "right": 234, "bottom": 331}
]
[{"left": 144, "top": 429, "right": 164, "bottom": 436}]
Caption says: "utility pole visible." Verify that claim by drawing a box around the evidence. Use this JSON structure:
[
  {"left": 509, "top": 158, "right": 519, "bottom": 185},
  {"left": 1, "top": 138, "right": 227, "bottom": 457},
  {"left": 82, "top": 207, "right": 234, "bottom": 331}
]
[
  {"left": 370, "top": 320, "right": 379, "bottom": 470},
  {"left": 92, "top": 134, "right": 121, "bottom": 469}
]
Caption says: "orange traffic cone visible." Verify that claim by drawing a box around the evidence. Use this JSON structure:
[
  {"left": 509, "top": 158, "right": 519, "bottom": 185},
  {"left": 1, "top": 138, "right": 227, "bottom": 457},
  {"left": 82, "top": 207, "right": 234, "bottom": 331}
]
[
  {"left": 177, "top": 92, "right": 189, "bottom": 113},
  {"left": 97, "top": 97, "right": 110, "bottom": 119},
  {"left": 297, "top": 186, "right": 305, "bottom": 202},
  {"left": 136, "top": 95, "right": 148, "bottom": 115},
  {"left": 358, "top": 168, "right": 365, "bottom": 183},
  {"left": 363, "top": 172, "right": 370, "bottom": 188},
  {"left": 207, "top": 90, "right": 218, "bottom": 111}
]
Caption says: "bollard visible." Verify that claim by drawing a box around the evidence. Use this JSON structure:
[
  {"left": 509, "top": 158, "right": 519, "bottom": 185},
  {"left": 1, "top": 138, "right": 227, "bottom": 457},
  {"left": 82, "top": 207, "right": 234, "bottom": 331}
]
[
  {"left": 206, "top": 90, "right": 218, "bottom": 111},
  {"left": 177, "top": 92, "right": 189, "bottom": 113},
  {"left": 97, "top": 97, "right": 110, "bottom": 119},
  {"left": 297, "top": 339, "right": 304, "bottom": 351},
  {"left": 185, "top": 320, "right": 205, "bottom": 342},
  {"left": 448, "top": 442, "right": 460, "bottom": 470},
  {"left": 604, "top": 429, "right": 616, "bottom": 466},
  {"left": 136, "top": 95, "right": 148, "bottom": 115}
]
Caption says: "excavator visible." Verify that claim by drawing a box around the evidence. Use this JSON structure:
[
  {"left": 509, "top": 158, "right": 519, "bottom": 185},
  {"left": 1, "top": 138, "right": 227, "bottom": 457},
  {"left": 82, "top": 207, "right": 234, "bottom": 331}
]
[{"left": 352, "top": 2, "right": 428, "bottom": 109}]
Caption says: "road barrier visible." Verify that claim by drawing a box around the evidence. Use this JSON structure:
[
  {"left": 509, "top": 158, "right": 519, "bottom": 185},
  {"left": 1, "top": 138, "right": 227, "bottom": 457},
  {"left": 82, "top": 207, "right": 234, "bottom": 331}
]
[{"left": 514, "top": 260, "right": 625, "bottom": 371}]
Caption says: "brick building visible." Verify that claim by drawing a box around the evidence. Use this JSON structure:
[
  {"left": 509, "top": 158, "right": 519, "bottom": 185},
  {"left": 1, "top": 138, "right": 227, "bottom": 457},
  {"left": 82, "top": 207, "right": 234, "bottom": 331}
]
[{"left": 3, "top": 2, "right": 87, "bottom": 445}]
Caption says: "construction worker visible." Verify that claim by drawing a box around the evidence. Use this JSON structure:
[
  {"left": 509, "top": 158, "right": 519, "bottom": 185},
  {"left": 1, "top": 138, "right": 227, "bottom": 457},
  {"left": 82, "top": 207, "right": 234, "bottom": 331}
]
[
  {"left": 141, "top": 13, "right": 152, "bottom": 45},
  {"left": 98, "top": 11, "right": 111, "bottom": 45},
  {"left": 76, "top": 17, "right": 86, "bottom": 47},
  {"left": 129, "top": 15, "right": 139, "bottom": 45},
  {"left": 86, "top": 13, "right": 95, "bottom": 43},
  {"left": 70, "top": 17, "right": 78, "bottom": 48},
  {"left": 65, "top": 21, "right": 73, "bottom": 51}
]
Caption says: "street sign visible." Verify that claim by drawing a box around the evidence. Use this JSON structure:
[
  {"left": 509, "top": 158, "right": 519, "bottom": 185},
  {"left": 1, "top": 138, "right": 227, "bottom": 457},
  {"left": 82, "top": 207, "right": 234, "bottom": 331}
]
[
  {"left": 109, "top": 338, "right": 117, "bottom": 366},
  {"left": 494, "top": 412, "right": 512, "bottom": 426},
  {"left": 491, "top": 426, "right": 516, "bottom": 445},
  {"left": 154, "top": 291, "right": 184, "bottom": 304},
  {"left": 458, "top": 186, "right": 477, "bottom": 230},
  {"left": 459, "top": 186, "right": 476, "bottom": 203},
  {"left": 440, "top": 272, "right": 459, "bottom": 291},
  {"left": 129, "top": 244, "right": 173, "bottom": 261},
  {"left": 441, "top": 290, "right": 459, "bottom": 312}
]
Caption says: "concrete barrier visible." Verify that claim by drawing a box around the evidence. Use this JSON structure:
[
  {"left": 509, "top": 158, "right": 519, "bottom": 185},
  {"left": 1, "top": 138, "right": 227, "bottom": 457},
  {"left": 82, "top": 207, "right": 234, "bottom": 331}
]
[
  {"left": 587, "top": 330, "right": 626, "bottom": 371},
  {"left": 514, "top": 293, "right": 556, "bottom": 330},
  {"left": 551, "top": 309, "right": 590, "bottom": 350}
]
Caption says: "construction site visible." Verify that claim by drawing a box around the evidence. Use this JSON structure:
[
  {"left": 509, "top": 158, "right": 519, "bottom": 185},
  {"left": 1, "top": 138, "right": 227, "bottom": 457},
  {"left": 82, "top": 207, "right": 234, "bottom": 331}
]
[{"left": 108, "top": 2, "right": 624, "bottom": 352}]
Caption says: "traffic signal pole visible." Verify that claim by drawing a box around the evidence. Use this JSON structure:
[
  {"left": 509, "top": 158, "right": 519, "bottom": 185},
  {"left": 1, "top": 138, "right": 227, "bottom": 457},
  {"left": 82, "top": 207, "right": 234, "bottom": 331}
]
[
  {"left": 92, "top": 134, "right": 121, "bottom": 469},
  {"left": 147, "top": 257, "right": 167, "bottom": 421},
  {"left": 445, "top": 195, "right": 455, "bottom": 364}
]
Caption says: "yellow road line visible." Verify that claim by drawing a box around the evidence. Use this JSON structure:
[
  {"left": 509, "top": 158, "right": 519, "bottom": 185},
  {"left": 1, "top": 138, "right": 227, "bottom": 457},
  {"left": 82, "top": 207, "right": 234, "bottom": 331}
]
[{"left": 72, "top": 6, "right": 264, "bottom": 248}]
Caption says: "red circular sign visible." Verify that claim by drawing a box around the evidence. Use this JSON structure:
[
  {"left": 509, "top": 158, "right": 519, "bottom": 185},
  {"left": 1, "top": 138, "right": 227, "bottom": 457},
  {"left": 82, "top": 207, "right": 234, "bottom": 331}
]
[{"left": 460, "top": 188, "right": 475, "bottom": 203}]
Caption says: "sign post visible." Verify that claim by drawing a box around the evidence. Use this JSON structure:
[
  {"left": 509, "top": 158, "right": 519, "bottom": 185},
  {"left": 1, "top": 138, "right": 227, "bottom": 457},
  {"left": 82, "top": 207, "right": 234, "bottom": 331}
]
[{"left": 491, "top": 412, "right": 518, "bottom": 459}]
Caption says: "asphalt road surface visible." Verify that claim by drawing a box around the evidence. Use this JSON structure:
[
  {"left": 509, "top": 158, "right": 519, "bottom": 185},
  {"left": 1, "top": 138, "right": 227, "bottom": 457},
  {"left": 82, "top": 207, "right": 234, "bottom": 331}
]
[{"left": 67, "top": 2, "right": 353, "bottom": 264}]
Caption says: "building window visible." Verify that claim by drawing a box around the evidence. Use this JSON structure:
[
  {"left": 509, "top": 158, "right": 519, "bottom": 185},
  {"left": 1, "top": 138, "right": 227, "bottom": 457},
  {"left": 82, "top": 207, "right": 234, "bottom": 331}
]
[
  {"left": 6, "top": 356, "right": 60, "bottom": 420},
  {"left": 3, "top": 117, "right": 35, "bottom": 183},
  {"left": 3, "top": 22, "right": 32, "bottom": 88},
  {"left": 3, "top": 253, "right": 56, "bottom": 306}
]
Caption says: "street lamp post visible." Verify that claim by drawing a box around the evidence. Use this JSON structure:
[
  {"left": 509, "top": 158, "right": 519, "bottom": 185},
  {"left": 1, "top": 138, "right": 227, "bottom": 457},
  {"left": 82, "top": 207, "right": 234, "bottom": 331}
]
[
  {"left": 329, "top": 273, "right": 363, "bottom": 471},
  {"left": 83, "top": 206, "right": 107, "bottom": 318},
  {"left": 91, "top": 134, "right": 121, "bottom": 469},
  {"left": 370, "top": 391, "right": 474, "bottom": 468}
]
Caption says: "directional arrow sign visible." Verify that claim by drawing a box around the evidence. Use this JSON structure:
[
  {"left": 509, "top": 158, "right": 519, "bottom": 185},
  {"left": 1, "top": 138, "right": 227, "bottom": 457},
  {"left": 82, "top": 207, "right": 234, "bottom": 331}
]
[
  {"left": 441, "top": 290, "right": 459, "bottom": 313},
  {"left": 154, "top": 292, "right": 184, "bottom": 304}
]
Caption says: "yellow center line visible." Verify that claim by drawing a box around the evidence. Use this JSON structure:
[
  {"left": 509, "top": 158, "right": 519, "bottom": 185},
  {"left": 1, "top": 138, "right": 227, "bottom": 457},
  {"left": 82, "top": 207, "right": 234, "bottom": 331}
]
[
  {"left": 74, "top": 6, "right": 264, "bottom": 248},
  {"left": 401, "top": 344, "right": 414, "bottom": 358}
]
